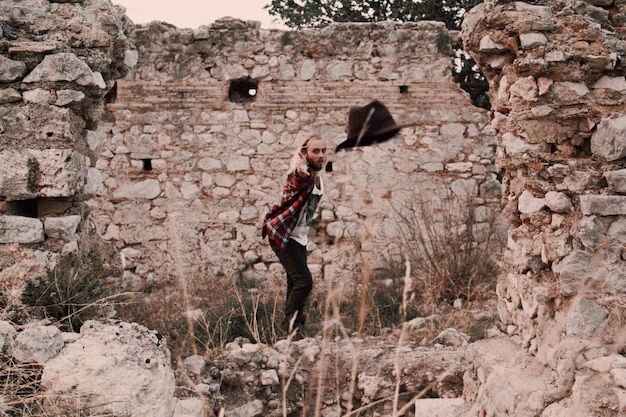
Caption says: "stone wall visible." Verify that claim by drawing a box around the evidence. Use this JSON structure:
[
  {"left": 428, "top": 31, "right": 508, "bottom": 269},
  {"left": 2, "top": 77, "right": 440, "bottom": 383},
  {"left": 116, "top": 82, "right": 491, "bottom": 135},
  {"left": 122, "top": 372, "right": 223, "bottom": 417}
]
[
  {"left": 0, "top": 0, "right": 133, "bottom": 310},
  {"left": 93, "top": 19, "right": 499, "bottom": 311},
  {"left": 461, "top": 0, "right": 626, "bottom": 415}
]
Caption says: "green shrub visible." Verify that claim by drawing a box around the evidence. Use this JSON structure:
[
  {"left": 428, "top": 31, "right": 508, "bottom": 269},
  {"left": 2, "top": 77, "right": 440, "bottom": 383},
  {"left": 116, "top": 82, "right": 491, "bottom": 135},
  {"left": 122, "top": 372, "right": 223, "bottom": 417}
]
[{"left": 22, "top": 234, "right": 122, "bottom": 332}]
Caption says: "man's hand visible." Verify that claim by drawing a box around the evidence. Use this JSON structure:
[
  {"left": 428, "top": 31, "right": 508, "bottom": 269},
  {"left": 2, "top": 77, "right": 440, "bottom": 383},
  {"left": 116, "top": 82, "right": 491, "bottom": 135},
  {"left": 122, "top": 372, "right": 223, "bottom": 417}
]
[{"left": 296, "top": 154, "right": 310, "bottom": 177}]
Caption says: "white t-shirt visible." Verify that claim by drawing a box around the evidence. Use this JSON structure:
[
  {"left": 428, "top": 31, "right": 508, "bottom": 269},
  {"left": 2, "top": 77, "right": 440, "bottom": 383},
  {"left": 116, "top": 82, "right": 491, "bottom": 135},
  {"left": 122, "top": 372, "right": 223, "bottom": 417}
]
[{"left": 290, "top": 176, "right": 323, "bottom": 246}]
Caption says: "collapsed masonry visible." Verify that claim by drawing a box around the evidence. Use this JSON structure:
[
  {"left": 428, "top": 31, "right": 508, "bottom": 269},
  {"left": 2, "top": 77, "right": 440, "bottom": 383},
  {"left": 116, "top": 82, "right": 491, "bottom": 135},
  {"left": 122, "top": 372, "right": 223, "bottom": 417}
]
[
  {"left": 0, "top": 3, "right": 133, "bottom": 279},
  {"left": 461, "top": 0, "right": 626, "bottom": 415}
]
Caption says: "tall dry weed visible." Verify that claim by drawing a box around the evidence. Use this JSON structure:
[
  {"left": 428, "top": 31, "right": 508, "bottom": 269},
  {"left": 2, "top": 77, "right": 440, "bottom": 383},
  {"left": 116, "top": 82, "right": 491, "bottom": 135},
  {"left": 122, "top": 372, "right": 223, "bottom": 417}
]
[{"left": 387, "top": 183, "right": 503, "bottom": 308}]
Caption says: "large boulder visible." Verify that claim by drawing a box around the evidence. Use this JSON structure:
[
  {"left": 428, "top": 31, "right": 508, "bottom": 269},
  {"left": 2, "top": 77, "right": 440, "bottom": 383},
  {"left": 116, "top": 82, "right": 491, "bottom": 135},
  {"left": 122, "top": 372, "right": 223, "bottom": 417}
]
[{"left": 41, "top": 320, "right": 176, "bottom": 417}]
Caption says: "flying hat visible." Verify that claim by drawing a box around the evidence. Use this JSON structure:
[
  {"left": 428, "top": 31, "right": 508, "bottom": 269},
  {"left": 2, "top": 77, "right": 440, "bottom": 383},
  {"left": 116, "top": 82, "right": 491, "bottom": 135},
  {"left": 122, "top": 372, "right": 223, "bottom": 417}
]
[{"left": 335, "top": 100, "right": 415, "bottom": 152}]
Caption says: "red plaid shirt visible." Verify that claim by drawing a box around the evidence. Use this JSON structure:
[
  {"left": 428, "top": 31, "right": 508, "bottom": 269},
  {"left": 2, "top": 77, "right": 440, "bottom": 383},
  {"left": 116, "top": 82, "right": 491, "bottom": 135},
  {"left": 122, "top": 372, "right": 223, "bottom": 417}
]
[{"left": 262, "top": 171, "right": 316, "bottom": 248}]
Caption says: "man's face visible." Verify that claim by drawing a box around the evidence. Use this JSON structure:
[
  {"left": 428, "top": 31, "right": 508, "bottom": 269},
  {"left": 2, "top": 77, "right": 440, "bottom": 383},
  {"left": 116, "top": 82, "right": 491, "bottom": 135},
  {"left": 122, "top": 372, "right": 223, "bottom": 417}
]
[{"left": 305, "top": 137, "right": 327, "bottom": 171}]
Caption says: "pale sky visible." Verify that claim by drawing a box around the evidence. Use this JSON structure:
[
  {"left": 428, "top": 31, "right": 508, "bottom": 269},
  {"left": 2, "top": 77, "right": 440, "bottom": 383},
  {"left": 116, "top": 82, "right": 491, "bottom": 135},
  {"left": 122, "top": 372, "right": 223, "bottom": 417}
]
[{"left": 114, "top": 0, "right": 288, "bottom": 29}]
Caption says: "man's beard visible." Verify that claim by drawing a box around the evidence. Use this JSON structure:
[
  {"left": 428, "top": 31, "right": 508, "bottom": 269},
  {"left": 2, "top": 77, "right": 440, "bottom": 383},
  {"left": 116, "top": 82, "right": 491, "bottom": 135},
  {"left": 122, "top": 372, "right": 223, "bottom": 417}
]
[{"left": 307, "top": 157, "right": 323, "bottom": 171}]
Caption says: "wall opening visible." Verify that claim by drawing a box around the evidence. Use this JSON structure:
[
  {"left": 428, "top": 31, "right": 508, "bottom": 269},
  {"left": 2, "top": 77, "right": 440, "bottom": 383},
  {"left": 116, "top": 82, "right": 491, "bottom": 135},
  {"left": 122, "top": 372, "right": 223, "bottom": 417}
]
[
  {"left": 228, "top": 78, "right": 258, "bottom": 103},
  {"left": 142, "top": 159, "right": 153, "bottom": 171},
  {"left": 399, "top": 85, "right": 409, "bottom": 94},
  {"left": 105, "top": 82, "right": 117, "bottom": 104},
  {"left": 3, "top": 198, "right": 73, "bottom": 218},
  {"left": 5, "top": 199, "right": 39, "bottom": 218}
]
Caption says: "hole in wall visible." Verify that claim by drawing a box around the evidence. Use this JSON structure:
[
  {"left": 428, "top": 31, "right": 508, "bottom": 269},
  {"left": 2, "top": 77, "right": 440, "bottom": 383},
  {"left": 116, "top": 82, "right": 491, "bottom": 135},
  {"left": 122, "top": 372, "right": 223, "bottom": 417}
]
[
  {"left": 228, "top": 78, "right": 258, "bottom": 103},
  {"left": 4, "top": 198, "right": 73, "bottom": 218},
  {"left": 399, "top": 85, "right": 409, "bottom": 94},
  {"left": 5, "top": 199, "right": 39, "bottom": 218},
  {"left": 579, "top": 137, "right": 592, "bottom": 158},
  {"left": 105, "top": 82, "right": 117, "bottom": 104},
  {"left": 142, "top": 159, "right": 153, "bottom": 171}
]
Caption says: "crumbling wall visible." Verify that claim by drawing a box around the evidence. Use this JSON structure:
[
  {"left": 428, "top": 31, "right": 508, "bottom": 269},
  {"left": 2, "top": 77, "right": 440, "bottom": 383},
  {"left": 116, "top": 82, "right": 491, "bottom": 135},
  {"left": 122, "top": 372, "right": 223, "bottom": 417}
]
[
  {"left": 0, "top": 0, "right": 133, "bottom": 309},
  {"left": 95, "top": 19, "right": 499, "bottom": 314},
  {"left": 461, "top": 0, "right": 626, "bottom": 415}
]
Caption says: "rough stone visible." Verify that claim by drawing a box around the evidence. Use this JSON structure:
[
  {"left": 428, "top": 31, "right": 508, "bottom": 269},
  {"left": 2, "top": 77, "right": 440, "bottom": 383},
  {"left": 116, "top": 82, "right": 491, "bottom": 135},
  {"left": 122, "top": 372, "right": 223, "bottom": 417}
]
[
  {"left": 0, "top": 55, "right": 27, "bottom": 82},
  {"left": 519, "top": 33, "right": 548, "bottom": 49},
  {"left": 12, "top": 324, "right": 64, "bottom": 364},
  {"left": 0, "top": 215, "right": 45, "bottom": 244},
  {"left": 24, "top": 53, "right": 95, "bottom": 85},
  {"left": 518, "top": 190, "right": 545, "bottom": 214},
  {"left": 591, "top": 115, "right": 626, "bottom": 161},
  {"left": 604, "top": 169, "right": 626, "bottom": 194},
  {"left": 565, "top": 298, "right": 608, "bottom": 337},
  {"left": 113, "top": 179, "right": 162, "bottom": 200},
  {"left": 0, "top": 321, "right": 17, "bottom": 355},
  {"left": 545, "top": 191, "right": 572, "bottom": 213},
  {"left": 173, "top": 398, "right": 204, "bottom": 417},
  {"left": 41, "top": 320, "right": 176, "bottom": 417},
  {"left": 43, "top": 215, "right": 82, "bottom": 239},
  {"left": 580, "top": 195, "right": 626, "bottom": 216}
]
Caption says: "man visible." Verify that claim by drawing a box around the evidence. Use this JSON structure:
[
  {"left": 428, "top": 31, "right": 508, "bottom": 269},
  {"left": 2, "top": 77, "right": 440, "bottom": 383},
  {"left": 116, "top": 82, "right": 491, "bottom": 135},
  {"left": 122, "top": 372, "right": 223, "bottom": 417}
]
[{"left": 262, "top": 134, "right": 327, "bottom": 337}]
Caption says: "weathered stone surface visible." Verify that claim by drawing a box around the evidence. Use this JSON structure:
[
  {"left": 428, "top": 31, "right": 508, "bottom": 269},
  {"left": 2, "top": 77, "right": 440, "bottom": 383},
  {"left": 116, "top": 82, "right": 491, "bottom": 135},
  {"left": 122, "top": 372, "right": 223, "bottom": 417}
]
[
  {"left": 501, "top": 132, "right": 541, "bottom": 154},
  {"left": 173, "top": 398, "right": 204, "bottom": 417},
  {"left": 0, "top": 215, "right": 45, "bottom": 244},
  {"left": 565, "top": 298, "right": 608, "bottom": 337},
  {"left": 42, "top": 320, "right": 176, "bottom": 417},
  {"left": 113, "top": 179, "right": 161, "bottom": 200},
  {"left": 24, "top": 53, "right": 98, "bottom": 86},
  {"left": 580, "top": 195, "right": 626, "bottom": 216},
  {"left": 479, "top": 35, "right": 506, "bottom": 52},
  {"left": 12, "top": 323, "right": 64, "bottom": 364},
  {"left": 519, "top": 32, "right": 548, "bottom": 49},
  {"left": 518, "top": 190, "right": 545, "bottom": 214},
  {"left": 43, "top": 215, "right": 81, "bottom": 239},
  {"left": 56, "top": 89, "right": 86, "bottom": 106},
  {"left": 463, "top": 337, "right": 554, "bottom": 417},
  {"left": 0, "top": 104, "right": 87, "bottom": 150},
  {"left": 603, "top": 169, "right": 626, "bottom": 194},
  {"left": 0, "top": 88, "right": 22, "bottom": 103},
  {"left": 545, "top": 191, "right": 572, "bottom": 213},
  {"left": 182, "top": 354, "right": 206, "bottom": 375},
  {"left": 414, "top": 398, "right": 467, "bottom": 417},
  {"left": 0, "top": 321, "right": 17, "bottom": 355},
  {"left": 0, "top": 55, "right": 27, "bottom": 82},
  {"left": 227, "top": 399, "right": 264, "bottom": 417},
  {"left": 591, "top": 115, "right": 626, "bottom": 161},
  {"left": 577, "top": 215, "right": 609, "bottom": 249},
  {"left": 593, "top": 75, "right": 626, "bottom": 91},
  {"left": 0, "top": 150, "right": 39, "bottom": 200}
]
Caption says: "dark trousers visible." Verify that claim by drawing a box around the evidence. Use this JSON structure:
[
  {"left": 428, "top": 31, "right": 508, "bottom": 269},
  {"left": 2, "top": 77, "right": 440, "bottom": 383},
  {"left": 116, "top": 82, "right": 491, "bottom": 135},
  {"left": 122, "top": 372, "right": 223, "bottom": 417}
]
[{"left": 270, "top": 239, "right": 313, "bottom": 331}]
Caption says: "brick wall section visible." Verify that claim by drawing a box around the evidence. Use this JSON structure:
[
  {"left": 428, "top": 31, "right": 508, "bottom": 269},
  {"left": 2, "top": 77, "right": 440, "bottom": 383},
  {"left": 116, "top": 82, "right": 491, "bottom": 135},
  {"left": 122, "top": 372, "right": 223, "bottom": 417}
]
[{"left": 112, "top": 80, "right": 468, "bottom": 112}]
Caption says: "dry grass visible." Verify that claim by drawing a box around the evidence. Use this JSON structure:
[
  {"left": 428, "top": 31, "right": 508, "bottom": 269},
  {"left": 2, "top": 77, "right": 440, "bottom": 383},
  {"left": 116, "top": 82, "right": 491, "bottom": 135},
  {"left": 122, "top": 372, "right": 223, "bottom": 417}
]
[
  {"left": 386, "top": 183, "right": 503, "bottom": 309},
  {"left": 0, "top": 179, "right": 503, "bottom": 416}
]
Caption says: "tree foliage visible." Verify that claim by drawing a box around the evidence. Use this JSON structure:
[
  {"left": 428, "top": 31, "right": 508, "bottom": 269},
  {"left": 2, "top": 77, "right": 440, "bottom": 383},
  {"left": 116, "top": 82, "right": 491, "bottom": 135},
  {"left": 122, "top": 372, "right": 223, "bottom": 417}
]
[
  {"left": 265, "top": 0, "right": 490, "bottom": 109},
  {"left": 266, "top": 0, "right": 483, "bottom": 31}
]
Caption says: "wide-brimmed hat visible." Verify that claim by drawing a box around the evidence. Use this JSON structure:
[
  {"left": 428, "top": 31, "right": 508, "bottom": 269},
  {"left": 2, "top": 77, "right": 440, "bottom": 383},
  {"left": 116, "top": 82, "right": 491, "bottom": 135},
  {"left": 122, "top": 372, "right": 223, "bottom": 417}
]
[{"left": 336, "top": 100, "right": 415, "bottom": 151}]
